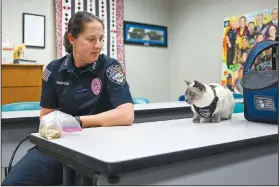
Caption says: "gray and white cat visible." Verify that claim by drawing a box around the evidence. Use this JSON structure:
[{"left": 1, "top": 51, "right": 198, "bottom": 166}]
[{"left": 184, "top": 80, "right": 235, "bottom": 123}]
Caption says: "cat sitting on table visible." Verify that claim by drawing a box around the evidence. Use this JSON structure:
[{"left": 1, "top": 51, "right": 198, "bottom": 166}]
[{"left": 184, "top": 80, "right": 235, "bottom": 123}]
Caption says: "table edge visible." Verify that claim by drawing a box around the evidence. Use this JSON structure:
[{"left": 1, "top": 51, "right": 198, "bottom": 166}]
[
  {"left": 30, "top": 133, "right": 278, "bottom": 176},
  {"left": 2, "top": 116, "right": 39, "bottom": 124}
]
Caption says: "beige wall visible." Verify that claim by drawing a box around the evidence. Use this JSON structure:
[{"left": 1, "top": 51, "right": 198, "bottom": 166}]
[
  {"left": 2, "top": 0, "right": 278, "bottom": 102},
  {"left": 168, "top": 0, "right": 278, "bottom": 101},
  {"left": 2, "top": 0, "right": 56, "bottom": 66},
  {"left": 123, "top": 0, "right": 172, "bottom": 102}
]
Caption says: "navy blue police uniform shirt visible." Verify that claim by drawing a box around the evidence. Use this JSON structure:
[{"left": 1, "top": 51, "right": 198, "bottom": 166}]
[{"left": 40, "top": 53, "right": 133, "bottom": 116}]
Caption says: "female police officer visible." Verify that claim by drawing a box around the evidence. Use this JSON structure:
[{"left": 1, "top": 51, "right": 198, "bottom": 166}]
[{"left": 2, "top": 11, "right": 134, "bottom": 185}]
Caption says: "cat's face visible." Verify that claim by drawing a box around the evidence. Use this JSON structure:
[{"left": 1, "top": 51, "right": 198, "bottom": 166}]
[{"left": 184, "top": 80, "right": 206, "bottom": 104}]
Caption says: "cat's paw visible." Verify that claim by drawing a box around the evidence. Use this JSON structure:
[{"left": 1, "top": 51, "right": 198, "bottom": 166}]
[
  {"left": 221, "top": 113, "right": 233, "bottom": 120},
  {"left": 192, "top": 118, "right": 201, "bottom": 123},
  {"left": 211, "top": 114, "right": 221, "bottom": 123},
  {"left": 200, "top": 118, "right": 211, "bottom": 123},
  {"left": 211, "top": 118, "right": 221, "bottom": 123},
  {"left": 212, "top": 114, "right": 221, "bottom": 123}
]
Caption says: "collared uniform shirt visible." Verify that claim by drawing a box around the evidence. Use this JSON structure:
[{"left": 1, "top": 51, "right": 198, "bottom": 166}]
[{"left": 40, "top": 54, "right": 133, "bottom": 116}]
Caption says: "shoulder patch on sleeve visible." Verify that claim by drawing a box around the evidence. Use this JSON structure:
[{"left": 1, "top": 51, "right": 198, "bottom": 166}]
[
  {"left": 42, "top": 68, "right": 51, "bottom": 82},
  {"left": 106, "top": 64, "right": 126, "bottom": 86}
]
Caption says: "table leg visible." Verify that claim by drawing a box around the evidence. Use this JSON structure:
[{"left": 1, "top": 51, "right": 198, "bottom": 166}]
[
  {"left": 62, "top": 166, "right": 76, "bottom": 185},
  {"left": 107, "top": 175, "right": 120, "bottom": 184},
  {"left": 5, "top": 167, "right": 8, "bottom": 177},
  {"left": 78, "top": 174, "right": 93, "bottom": 186},
  {"left": 92, "top": 173, "right": 99, "bottom": 185}
]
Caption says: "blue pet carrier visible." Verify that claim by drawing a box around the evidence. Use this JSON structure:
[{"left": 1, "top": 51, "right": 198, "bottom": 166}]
[{"left": 241, "top": 40, "right": 278, "bottom": 124}]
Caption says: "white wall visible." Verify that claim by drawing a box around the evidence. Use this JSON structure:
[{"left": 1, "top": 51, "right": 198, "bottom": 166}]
[
  {"left": 168, "top": 0, "right": 278, "bottom": 101},
  {"left": 2, "top": 0, "right": 56, "bottom": 66},
  {"left": 123, "top": 0, "right": 172, "bottom": 102},
  {"left": 2, "top": 0, "right": 171, "bottom": 102},
  {"left": 2, "top": 0, "right": 278, "bottom": 103}
]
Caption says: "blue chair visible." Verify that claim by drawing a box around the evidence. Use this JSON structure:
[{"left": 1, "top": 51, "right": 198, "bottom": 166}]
[
  {"left": 2, "top": 102, "right": 41, "bottom": 112},
  {"left": 132, "top": 97, "right": 149, "bottom": 104},
  {"left": 233, "top": 103, "right": 244, "bottom": 113},
  {"left": 233, "top": 93, "right": 243, "bottom": 99},
  {"left": 178, "top": 95, "right": 185, "bottom": 101}
]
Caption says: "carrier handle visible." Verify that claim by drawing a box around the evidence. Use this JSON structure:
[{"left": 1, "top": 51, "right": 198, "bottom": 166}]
[{"left": 243, "top": 40, "right": 278, "bottom": 75}]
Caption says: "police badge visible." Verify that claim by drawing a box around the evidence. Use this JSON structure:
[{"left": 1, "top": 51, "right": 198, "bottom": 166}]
[{"left": 106, "top": 64, "right": 126, "bottom": 86}]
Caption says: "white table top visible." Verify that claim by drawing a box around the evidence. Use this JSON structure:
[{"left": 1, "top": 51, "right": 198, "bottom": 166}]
[
  {"left": 31, "top": 113, "right": 277, "bottom": 163},
  {"left": 133, "top": 101, "right": 190, "bottom": 110},
  {"left": 2, "top": 99, "right": 243, "bottom": 119},
  {"left": 2, "top": 110, "right": 40, "bottom": 119},
  {"left": 1, "top": 102, "right": 190, "bottom": 119},
  {"left": 234, "top": 98, "right": 243, "bottom": 103}
]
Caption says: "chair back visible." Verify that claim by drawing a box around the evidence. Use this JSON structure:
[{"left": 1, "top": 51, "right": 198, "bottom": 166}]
[
  {"left": 233, "top": 103, "right": 244, "bottom": 113},
  {"left": 2, "top": 102, "right": 41, "bottom": 112},
  {"left": 132, "top": 97, "right": 149, "bottom": 104},
  {"left": 178, "top": 95, "right": 185, "bottom": 101}
]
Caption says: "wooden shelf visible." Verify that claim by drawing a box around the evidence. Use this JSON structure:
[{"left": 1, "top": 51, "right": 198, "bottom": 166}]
[
  {"left": 2, "top": 64, "right": 44, "bottom": 67},
  {"left": 2, "top": 64, "right": 44, "bottom": 105}
]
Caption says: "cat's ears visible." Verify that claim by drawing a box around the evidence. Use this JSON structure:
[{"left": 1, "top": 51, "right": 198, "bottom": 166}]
[
  {"left": 184, "top": 80, "right": 191, "bottom": 86},
  {"left": 194, "top": 80, "right": 206, "bottom": 91},
  {"left": 185, "top": 80, "right": 203, "bottom": 88},
  {"left": 184, "top": 80, "right": 199, "bottom": 85},
  {"left": 194, "top": 80, "right": 201, "bottom": 86}
]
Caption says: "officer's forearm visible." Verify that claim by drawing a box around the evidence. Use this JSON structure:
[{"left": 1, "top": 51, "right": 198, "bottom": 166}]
[{"left": 80, "top": 103, "right": 134, "bottom": 127}]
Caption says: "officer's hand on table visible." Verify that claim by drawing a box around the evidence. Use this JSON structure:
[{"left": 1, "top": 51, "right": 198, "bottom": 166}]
[
  {"left": 39, "top": 110, "right": 82, "bottom": 139},
  {"left": 40, "top": 104, "right": 134, "bottom": 128},
  {"left": 40, "top": 109, "right": 82, "bottom": 128},
  {"left": 79, "top": 103, "right": 134, "bottom": 128}
]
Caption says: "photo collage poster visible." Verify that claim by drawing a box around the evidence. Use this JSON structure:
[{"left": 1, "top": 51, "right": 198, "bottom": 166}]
[{"left": 221, "top": 8, "right": 278, "bottom": 94}]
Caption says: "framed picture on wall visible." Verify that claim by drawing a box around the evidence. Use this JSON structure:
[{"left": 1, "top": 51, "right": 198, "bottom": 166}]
[
  {"left": 23, "top": 13, "right": 45, "bottom": 48},
  {"left": 124, "top": 21, "right": 168, "bottom": 47}
]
